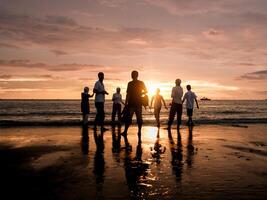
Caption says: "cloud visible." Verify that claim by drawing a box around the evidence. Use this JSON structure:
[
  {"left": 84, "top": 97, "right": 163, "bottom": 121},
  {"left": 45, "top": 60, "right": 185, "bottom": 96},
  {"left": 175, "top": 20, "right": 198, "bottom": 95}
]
[
  {"left": 239, "top": 70, "right": 267, "bottom": 80},
  {"left": 50, "top": 50, "right": 68, "bottom": 56},
  {"left": 0, "top": 42, "right": 20, "bottom": 49},
  {"left": 0, "top": 59, "right": 103, "bottom": 71},
  {"left": 0, "top": 74, "right": 54, "bottom": 82},
  {"left": 144, "top": 0, "right": 236, "bottom": 15},
  {"left": 0, "top": 10, "right": 166, "bottom": 55},
  {"left": 0, "top": 59, "right": 144, "bottom": 77},
  {"left": 98, "top": 0, "right": 127, "bottom": 8}
]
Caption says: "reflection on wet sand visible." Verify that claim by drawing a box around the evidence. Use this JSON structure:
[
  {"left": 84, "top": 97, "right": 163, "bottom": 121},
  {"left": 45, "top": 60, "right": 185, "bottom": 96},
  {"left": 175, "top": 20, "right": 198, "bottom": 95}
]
[
  {"left": 167, "top": 126, "right": 196, "bottom": 182},
  {"left": 186, "top": 126, "right": 195, "bottom": 168},
  {"left": 150, "top": 130, "right": 166, "bottom": 164},
  {"left": 112, "top": 125, "right": 122, "bottom": 153},
  {"left": 93, "top": 129, "right": 105, "bottom": 185},
  {"left": 168, "top": 128, "right": 183, "bottom": 182},
  {"left": 81, "top": 125, "right": 89, "bottom": 155},
  {"left": 123, "top": 139, "right": 150, "bottom": 198},
  {"left": 1, "top": 125, "right": 266, "bottom": 199}
]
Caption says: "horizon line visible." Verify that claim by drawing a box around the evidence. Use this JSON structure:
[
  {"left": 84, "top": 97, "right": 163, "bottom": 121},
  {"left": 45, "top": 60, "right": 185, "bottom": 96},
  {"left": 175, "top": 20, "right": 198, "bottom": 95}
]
[{"left": 0, "top": 98, "right": 266, "bottom": 101}]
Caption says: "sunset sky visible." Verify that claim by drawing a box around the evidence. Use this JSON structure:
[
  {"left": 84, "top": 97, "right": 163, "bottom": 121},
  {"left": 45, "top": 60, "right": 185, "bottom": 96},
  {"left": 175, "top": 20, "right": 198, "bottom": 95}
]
[{"left": 0, "top": 0, "right": 267, "bottom": 99}]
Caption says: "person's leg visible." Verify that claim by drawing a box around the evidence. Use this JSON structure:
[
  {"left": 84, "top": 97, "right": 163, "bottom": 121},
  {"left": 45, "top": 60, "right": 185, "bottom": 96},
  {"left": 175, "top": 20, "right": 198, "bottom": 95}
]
[
  {"left": 177, "top": 104, "right": 182, "bottom": 129},
  {"left": 122, "top": 107, "right": 134, "bottom": 135},
  {"left": 168, "top": 103, "right": 176, "bottom": 129},
  {"left": 136, "top": 106, "right": 143, "bottom": 141},
  {"left": 94, "top": 102, "right": 100, "bottom": 128},
  {"left": 154, "top": 108, "right": 160, "bottom": 127},
  {"left": 99, "top": 102, "right": 106, "bottom": 131},
  {"left": 186, "top": 109, "right": 190, "bottom": 125},
  {"left": 118, "top": 104, "right": 122, "bottom": 122},
  {"left": 189, "top": 109, "right": 193, "bottom": 125},
  {"left": 187, "top": 109, "right": 193, "bottom": 125},
  {"left": 112, "top": 103, "right": 116, "bottom": 122},
  {"left": 188, "top": 116, "right": 192, "bottom": 124},
  {"left": 84, "top": 114, "right": 89, "bottom": 125},
  {"left": 82, "top": 113, "right": 86, "bottom": 124}
]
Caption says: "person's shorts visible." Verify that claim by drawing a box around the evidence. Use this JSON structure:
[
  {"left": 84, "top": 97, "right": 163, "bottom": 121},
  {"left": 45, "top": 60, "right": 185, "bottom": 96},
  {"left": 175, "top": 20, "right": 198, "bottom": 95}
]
[
  {"left": 128, "top": 106, "right": 143, "bottom": 124},
  {"left": 187, "top": 109, "right": 193, "bottom": 117}
]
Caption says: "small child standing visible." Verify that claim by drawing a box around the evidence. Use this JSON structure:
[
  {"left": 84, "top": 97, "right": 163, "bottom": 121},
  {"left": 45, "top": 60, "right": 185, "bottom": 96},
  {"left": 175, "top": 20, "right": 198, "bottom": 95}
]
[
  {"left": 150, "top": 88, "right": 168, "bottom": 127},
  {"left": 112, "top": 87, "right": 124, "bottom": 122},
  {"left": 81, "top": 87, "right": 94, "bottom": 125},
  {"left": 182, "top": 85, "right": 199, "bottom": 126}
]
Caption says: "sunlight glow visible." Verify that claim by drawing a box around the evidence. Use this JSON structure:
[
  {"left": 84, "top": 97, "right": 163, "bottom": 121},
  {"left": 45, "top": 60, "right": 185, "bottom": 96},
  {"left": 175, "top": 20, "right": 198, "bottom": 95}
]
[{"left": 145, "top": 81, "right": 172, "bottom": 99}]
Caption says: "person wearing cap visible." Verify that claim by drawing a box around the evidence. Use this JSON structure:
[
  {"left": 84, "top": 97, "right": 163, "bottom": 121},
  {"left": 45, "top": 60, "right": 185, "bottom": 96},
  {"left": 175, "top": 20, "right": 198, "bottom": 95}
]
[
  {"left": 167, "top": 78, "right": 183, "bottom": 130},
  {"left": 112, "top": 87, "right": 124, "bottom": 123}
]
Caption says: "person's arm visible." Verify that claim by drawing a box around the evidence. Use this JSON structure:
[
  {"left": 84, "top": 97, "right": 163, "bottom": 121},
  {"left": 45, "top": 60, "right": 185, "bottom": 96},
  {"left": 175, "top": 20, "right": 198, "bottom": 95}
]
[
  {"left": 104, "top": 90, "right": 109, "bottom": 95},
  {"left": 182, "top": 95, "right": 186, "bottom": 104},
  {"left": 195, "top": 98, "right": 199, "bottom": 109},
  {"left": 161, "top": 96, "right": 168, "bottom": 109},
  {"left": 93, "top": 82, "right": 108, "bottom": 95},
  {"left": 103, "top": 83, "right": 109, "bottom": 95},
  {"left": 142, "top": 82, "right": 148, "bottom": 94},
  {"left": 171, "top": 87, "right": 175, "bottom": 98},
  {"left": 125, "top": 83, "right": 129, "bottom": 105},
  {"left": 89, "top": 93, "right": 94, "bottom": 98},
  {"left": 120, "top": 94, "right": 125, "bottom": 105}
]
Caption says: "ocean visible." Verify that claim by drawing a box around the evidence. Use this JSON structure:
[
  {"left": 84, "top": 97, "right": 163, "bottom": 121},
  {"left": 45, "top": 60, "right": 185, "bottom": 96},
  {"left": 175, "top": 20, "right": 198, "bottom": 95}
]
[{"left": 0, "top": 100, "right": 267, "bottom": 126}]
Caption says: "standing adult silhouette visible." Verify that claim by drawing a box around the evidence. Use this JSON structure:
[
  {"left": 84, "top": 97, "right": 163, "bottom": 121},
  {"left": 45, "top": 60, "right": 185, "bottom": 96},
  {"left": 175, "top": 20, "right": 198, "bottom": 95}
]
[
  {"left": 93, "top": 72, "right": 109, "bottom": 131},
  {"left": 122, "top": 71, "right": 147, "bottom": 141},
  {"left": 167, "top": 79, "right": 183, "bottom": 130}
]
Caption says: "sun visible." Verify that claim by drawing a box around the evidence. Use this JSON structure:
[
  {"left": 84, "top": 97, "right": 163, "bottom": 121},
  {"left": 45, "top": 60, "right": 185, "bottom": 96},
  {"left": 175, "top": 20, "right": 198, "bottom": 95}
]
[
  {"left": 145, "top": 81, "right": 171, "bottom": 100},
  {"left": 146, "top": 83, "right": 158, "bottom": 98}
]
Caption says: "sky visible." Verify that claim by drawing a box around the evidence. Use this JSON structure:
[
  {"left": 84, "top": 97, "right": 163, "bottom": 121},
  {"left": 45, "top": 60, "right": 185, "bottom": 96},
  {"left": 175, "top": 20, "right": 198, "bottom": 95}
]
[{"left": 0, "top": 0, "right": 267, "bottom": 99}]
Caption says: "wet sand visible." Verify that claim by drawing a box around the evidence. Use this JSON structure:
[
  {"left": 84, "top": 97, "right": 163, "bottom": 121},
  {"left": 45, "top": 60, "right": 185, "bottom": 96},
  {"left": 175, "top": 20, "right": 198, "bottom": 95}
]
[{"left": 0, "top": 124, "right": 267, "bottom": 200}]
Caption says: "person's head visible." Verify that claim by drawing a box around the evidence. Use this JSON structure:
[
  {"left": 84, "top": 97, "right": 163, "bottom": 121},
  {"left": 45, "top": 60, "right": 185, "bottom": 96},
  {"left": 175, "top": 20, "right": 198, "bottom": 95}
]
[
  {"left": 116, "top": 87, "right": 121, "bottom": 93},
  {"left": 186, "top": 85, "right": 191, "bottom": 91},
  {"left": 175, "top": 78, "right": 181, "bottom": 86},
  {"left": 131, "top": 70, "right": 138, "bottom": 80},
  {"left": 98, "top": 72, "right": 104, "bottom": 82},
  {"left": 84, "top": 86, "right": 89, "bottom": 93},
  {"left": 156, "top": 88, "right": 160, "bottom": 94}
]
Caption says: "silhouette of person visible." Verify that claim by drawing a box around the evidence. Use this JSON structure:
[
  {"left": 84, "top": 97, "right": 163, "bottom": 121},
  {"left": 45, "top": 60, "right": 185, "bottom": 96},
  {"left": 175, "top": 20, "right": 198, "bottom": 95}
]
[
  {"left": 167, "top": 79, "right": 183, "bottom": 130},
  {"left": 93, "top": 72, "right": 109, "bottom": 132},
  {"left": 81, "top": 87, "right": 94, "bottom": 125},
  {"left": 182, "top": 85, "right": 199, "bottom": 126},
  {"left": 168, "top": 129, "right": 183, "bottom": 182},
  {"left": 150, "top": 88, "right": 168, "bottom": 127},
  {"left": 122, "top": 70, "right": 147, "bottom": 141},
  {"left": 112, "top": 87, "right": 124, "bottom": 123}
]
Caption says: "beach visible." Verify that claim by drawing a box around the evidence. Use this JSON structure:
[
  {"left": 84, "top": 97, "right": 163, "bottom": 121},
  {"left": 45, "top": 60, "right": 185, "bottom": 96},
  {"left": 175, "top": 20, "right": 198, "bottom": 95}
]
[{"left": 0, "top": 124, "right": 266, "bottom": 200}]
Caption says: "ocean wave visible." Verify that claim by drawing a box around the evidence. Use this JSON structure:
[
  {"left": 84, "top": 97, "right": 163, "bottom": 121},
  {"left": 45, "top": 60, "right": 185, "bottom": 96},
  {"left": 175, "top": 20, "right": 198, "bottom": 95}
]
[
  {"left": 1, "top": 118, "right": 267, "bottom": 127},
  {"left": 0, "top": 112, "right": 92, "bottom": 116},
  {"left": 215, "top": 110, "right": 249, "bottom": 114}
]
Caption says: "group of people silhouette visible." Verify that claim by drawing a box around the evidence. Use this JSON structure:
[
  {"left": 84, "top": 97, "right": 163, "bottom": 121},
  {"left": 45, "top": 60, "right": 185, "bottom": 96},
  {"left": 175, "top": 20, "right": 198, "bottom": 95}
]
[{"left": 81, "top": 70, "right": 199, "bottom": 141}]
